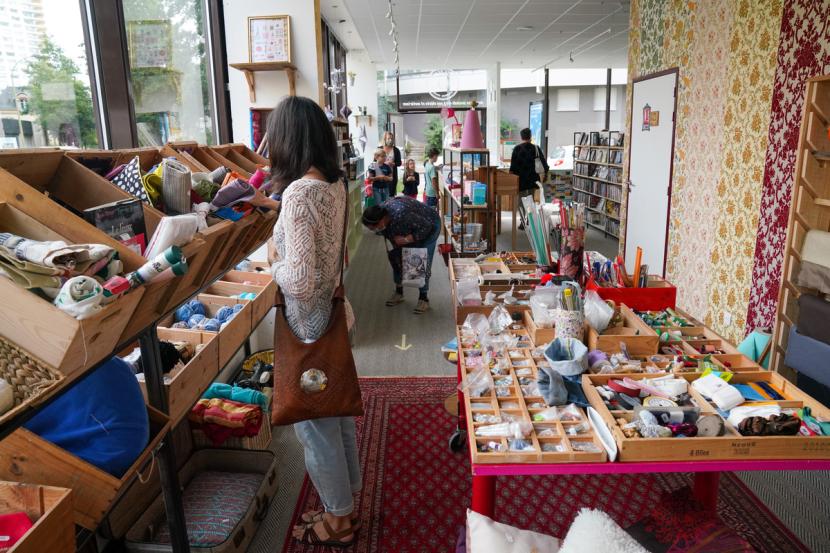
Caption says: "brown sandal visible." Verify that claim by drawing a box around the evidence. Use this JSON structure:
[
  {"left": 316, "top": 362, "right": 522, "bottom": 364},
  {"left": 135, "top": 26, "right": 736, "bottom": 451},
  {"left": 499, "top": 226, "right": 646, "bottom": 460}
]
[
  {"left": 298, "top": 518, "right": 356, "bottom": 548},
  {"left": 300, "top": 510, "right": 361, "bottom": 531}
]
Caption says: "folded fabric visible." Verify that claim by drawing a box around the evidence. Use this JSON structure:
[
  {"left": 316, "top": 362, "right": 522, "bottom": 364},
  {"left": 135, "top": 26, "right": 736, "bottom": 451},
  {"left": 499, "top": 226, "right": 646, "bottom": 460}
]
[
  {"left": 737, "top": 330, "right": 771, "bottom": 369},
  {"left": 797, "top": 230, "right": 830, "bottom": 294},
  {"left": 0, "top": 233, "right": 100, "bottom": 272},
  {"left": 797, "top": 293, "right": 830, "bottom": 345},
  {"left": 24, "top": 356, "right": 150, "bottom": 477},
  {"left": 53, "top": 276, "right": 104, "bottom": 319},
  {"left": 0, "top": 511, "right": 34, "bottom": 551},
  {"left": 210, "top": 179, "right": 256, "bottom": 210},
  {"left": 213, "top": 205, "right": 252, "bottom": 221},
  {"left": 190, "top": 398, "right": 262, "bottom": 430},
  {"left": 110, "top": 156, "right": 149, "bottom": 204},
  {"left": 161, "top": 158, "right": 192, "bottom": 214},
  {"left": 209, "top": 166, "right": 229, "bottom": 184},
  {"left": 192, "top": 172, "right": 220, "bottom": 202},
  {"left": 784, "top": 325, "right": 830, "bottom": 386},
  {"left": 202, "top": 382, "right": 268, "bottom": 411},
  {"left": 145, "top": 213, "right": 205, "bottom": 260}
]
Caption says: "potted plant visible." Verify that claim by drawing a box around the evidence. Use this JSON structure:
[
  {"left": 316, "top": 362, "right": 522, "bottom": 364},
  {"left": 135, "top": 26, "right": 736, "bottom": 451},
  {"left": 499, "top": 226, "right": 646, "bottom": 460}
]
[{"left": 500, "top": 119, "right": 515, "bottom": 140}]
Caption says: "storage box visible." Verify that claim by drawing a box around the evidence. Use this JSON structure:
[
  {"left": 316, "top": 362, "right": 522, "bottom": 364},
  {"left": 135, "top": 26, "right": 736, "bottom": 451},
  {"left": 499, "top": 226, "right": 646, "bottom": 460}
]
[
  {"left": 523, "top": 310, "right": 555, "bottom": 346},
  {"left": 0, "top": 202, "right": 144, "bottom": 378},
  {"left": 587, "top": 304, "right": 659, "bottom": 356},
  {"left": 207, "top": 275, "right": 276, "bottom": 326},
  {"left": 583, "top": 372, "right": 830, "bottom": 462},
  {"left": 586, "top": 275, "right": 677, "bottom": 311},
  {"left": 137, "top": 328, "right": 220, "bottom": 424},
  {"left": 0, "top": 406, "right": 170, "bottom": 529},
  {"left": 0, "top": 481, "right": 74, "bottom": 553},
  {"left": 125, "top": 449, "right": 278, "bottom": 553}
]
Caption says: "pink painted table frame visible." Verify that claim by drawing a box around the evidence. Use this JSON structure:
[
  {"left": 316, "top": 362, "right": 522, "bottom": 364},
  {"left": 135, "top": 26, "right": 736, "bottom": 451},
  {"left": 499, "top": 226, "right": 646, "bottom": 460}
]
[{"left": 456, "top": 359, "right": 830, "bottom": 519}]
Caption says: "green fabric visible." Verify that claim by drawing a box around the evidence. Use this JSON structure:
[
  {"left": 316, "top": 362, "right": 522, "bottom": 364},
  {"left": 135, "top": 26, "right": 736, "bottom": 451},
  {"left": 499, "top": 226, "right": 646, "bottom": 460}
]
[
  {"left": 424, "top": 161, "right": 438, "bottom": 198},
  {"left": 737, "top": 330, "right": 771, "bottom": 369},
  {"left": 202, "top": 382, "right": 268, "bottom": 411}
]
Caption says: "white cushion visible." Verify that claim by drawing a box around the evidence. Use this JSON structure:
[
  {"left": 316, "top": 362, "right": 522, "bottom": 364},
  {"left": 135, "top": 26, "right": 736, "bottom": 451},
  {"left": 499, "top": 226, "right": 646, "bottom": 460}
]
[
  {"left": 558, "top": 509, "right": 648, "bottom": 553},
  {"left": 466, "top": 509, "right": 560, "bottom": 553}
]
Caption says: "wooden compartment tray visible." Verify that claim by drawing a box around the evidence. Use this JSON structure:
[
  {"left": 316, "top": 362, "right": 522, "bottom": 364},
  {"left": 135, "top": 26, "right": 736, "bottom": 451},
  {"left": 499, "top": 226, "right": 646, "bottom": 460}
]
[
  {"left": 0, "top": 406, "right": 170, "bottom": 529},
  {"left": 160, "top": 294, "right": 254, "bottom": 368},
  {"left": 587, "top": 304, "right": 659, "bottom": 356},
  {"left": 583, "top": 372, "right": 830, "bottom": 462},
  {"left": 0, "top": 201, "right": 144, "bottom": 377},
  {"left": 137, "top": 328, "right": 220, "bottom": 424},
  {"left": 458, "top": 326, "right": 606, "bottom": 464},
  {"left": 678, "top": 326, "right": 742, "bottom": 356},
  {"left": 203, "top": 145, "right": 252, "bottom": 179},
  {"left": 0, "top": 481, "right": 74, "bottom": 553},
  {"left": 523, "top": 310, "right": 555, "bottom": 346},
  {"left": 213, "top": 270, "right": 277, "bottom": 324}
]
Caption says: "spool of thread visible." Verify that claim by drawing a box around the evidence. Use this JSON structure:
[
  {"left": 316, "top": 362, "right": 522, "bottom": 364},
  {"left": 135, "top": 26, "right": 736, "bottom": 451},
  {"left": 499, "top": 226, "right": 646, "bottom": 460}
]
[
  {"left": 712, "top": 385, "right": 743, "bottom": 411},
  {"left": 129, "top": 246, "right": 183, "bottom": 287},
  {"left": 148, "top": 260, "right": 188, "bottom": 284}
]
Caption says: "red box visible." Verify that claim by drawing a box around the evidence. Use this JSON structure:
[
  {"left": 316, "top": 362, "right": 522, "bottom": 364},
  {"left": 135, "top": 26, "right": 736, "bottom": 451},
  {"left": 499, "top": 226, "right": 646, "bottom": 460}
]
[{"left": 586, "top": 275, "right": 677, "bottom": 311}]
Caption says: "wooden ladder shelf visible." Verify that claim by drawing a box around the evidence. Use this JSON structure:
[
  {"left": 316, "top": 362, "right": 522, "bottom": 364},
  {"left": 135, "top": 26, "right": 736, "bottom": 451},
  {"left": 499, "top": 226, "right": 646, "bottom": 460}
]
[{"left": 771, "top": 74, "right": 830, "bottom": 378}]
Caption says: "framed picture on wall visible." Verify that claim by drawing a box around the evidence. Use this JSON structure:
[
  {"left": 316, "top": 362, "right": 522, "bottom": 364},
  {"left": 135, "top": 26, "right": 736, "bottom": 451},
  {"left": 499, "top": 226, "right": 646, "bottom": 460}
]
[
  {"left": 127, "top": 20, "right": 172, "bottom": 69},
  {"left": 248, "top": 15, "right": 291, "bottom": 64}
]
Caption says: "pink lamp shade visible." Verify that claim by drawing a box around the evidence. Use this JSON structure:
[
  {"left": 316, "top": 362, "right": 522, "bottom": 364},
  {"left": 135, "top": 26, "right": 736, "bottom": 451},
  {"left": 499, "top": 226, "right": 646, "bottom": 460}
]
[{"left": 460, "top": 108, "right": 484, "bottom": 149}]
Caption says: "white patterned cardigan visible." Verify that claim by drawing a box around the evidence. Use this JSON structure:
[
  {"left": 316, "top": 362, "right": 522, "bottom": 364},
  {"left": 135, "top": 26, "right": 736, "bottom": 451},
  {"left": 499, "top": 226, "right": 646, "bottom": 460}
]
[{"left": 270, "top": 178, "right": 351, "bottom": 342}]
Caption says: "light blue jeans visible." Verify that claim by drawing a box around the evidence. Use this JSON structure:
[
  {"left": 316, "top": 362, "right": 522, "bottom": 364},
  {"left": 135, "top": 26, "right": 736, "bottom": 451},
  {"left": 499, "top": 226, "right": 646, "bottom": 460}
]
[
  {"left": 294, "top": 416, "right": 362, "bottom": 516},
  {"left": 373, "top": 185, "right": 390, "bottom": 205}
]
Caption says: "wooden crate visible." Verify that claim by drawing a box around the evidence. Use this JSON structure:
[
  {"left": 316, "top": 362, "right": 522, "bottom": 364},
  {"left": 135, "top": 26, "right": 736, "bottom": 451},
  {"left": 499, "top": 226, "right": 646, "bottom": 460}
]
[
  {"left": 159, "top": 142, "right": 209, "bottom": 173},
  {"left": 678, "top": 326, "right": 742, "bottom": 356},
  {"left": 137, "top": 328, "right": 220, "bottom": 425},
  {"left": 583, "top": 372, "right": 830, "bottom": 462},
  {"left": 587, "top": 304, "right": 659, "bottom": 356},
  {"left": 458, "top": 326, "right": 606, "bottom": 464},
  {"left": 160, "top": 294, "right": 254, "bottom": 368},
  {"left": 223, "top": 143, "right": 269, "bottom": 167},
  {"left": 204, "top": 145, "right": 252, "bottom": 179},
  {"left": 0, "top": 481, "right": 74, "bottom": 553},
  {"left": 0, "top": 202, "right": 144, "bottom": 378},
  {"left": 206, "top": 276, "right": 275, "bottom": 326},
  {"left": 0, "top": 406, "right": 170, "bottom": 529},
  {"left": 523, "top": 310, "right": 555, "bottom": 346}
]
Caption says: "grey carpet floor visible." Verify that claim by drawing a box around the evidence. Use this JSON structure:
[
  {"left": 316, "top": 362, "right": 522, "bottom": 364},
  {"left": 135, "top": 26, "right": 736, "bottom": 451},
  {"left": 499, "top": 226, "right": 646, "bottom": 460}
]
[{"left": 249, "top": 216, "right": 827, "bottom": 553}]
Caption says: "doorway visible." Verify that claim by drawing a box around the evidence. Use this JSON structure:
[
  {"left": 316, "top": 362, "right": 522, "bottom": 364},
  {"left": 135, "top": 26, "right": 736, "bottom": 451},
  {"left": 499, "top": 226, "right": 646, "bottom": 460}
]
[{"left": 624, "top": 68, "right": 678, "bottom": 276}]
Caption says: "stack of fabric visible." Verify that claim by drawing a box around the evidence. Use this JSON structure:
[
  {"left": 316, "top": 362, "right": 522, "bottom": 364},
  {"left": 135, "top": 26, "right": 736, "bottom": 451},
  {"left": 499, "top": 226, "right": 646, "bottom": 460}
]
[{"left": 188, "top": 383, "right": 268, "bottom": 446}]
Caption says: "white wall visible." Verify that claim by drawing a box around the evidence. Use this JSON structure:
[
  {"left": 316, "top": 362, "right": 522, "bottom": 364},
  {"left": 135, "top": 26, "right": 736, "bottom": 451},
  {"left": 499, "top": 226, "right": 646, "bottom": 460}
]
[
  {"left": 499, "top": 85, "right": 626, "bottom": 148},
  {"left": 345, "top": 49, "right": 378, "bottom": 169},
  {"left": 224, "top": 0, "right": 322, "bottom": 144}
]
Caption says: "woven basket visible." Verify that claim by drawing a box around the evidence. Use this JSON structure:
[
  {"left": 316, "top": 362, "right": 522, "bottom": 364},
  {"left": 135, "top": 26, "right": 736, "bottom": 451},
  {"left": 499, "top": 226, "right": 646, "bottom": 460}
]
[
  {"left": 191, "top": 418, "right": 272, "bottom": 451},
  {"left": 0, "top": 336, "right": 64, "bottom": 426}
]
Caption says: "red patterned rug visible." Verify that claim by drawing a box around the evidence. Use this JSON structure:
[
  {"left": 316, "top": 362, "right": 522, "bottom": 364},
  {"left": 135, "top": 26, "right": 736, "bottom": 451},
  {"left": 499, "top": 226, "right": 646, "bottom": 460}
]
[{"left": 281, "top": 377, "right": 809, "bottom": 553}]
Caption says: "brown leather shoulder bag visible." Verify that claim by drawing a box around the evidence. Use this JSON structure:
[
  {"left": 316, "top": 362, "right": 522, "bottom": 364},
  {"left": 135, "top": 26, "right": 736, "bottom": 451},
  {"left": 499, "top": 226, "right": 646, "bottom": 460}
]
[{"left": 270, "top": 188, "right": 363, "bottom": 426}]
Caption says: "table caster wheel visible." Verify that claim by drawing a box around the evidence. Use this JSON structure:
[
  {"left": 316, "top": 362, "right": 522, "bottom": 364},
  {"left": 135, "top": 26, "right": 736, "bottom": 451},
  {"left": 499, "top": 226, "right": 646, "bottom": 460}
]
[{"left": 449, "top": 430, "right": 466, "bottom": 453}]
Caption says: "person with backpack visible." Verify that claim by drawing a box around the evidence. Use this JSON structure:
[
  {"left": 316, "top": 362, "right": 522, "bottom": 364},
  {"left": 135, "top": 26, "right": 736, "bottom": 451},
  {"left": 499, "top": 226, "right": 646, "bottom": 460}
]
[{"left": 510, "top": 127, "right": 548, "bottom": 228}]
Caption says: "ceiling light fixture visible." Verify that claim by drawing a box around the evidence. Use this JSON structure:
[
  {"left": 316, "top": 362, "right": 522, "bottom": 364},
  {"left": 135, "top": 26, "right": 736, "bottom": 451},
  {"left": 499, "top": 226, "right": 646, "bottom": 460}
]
[
  {"left": 569, "top": 51, "right": 574, "bottom": 63},
  {"left": 517, "top": 25, "right": 533, "bottom": 31},
  {"left": 386, "top": 0, "right": 400, "bottom": 75}
]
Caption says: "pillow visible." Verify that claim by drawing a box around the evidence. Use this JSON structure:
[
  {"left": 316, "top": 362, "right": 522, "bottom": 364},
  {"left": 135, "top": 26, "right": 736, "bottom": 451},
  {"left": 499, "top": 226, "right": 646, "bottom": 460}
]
[
  {"left": 466, "top": 509, "right": 560, "bottom": 553},
  {"left": 624, "top": 487, "right": 755, "bottom": 552},
  {"left": 560, "top": 509, "right": 647, "bottom": 553}
]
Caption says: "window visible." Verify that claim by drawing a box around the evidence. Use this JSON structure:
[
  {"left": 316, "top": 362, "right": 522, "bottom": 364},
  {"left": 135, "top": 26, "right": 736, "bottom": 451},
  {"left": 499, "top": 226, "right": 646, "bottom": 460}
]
[
  {"left": 556, "top": 88, "right": 580, "bottom": 112},
  {"left": 122, "top": 0, "right": 216, "bottom": 146},
  {"left": 593, "top": 86, "right": 617, "bottom": 111},
  {"left": 0, "top": 0, "right": 100, "bottom": 148}
]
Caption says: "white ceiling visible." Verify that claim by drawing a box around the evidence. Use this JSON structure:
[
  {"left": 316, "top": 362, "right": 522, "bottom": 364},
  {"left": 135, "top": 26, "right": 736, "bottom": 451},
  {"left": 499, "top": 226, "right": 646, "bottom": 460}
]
[{"left": 322, "top": 0, "right": 630, "bottom": 70}]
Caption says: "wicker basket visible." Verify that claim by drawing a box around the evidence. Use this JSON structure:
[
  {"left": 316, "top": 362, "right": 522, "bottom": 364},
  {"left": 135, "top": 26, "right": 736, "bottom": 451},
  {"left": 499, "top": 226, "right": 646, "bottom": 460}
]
[{"left": 0, "top": 336, "right": 64, "bottom": 427}]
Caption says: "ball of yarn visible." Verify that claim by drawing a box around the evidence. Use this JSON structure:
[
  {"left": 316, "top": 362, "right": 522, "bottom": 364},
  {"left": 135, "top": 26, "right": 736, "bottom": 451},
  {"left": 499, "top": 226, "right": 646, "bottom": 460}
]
[
  {"left": 232, "top": 303, "right": 244, "bottom": 313},
  {"left": 175, "top": 304, "right": 193, "bottom": 323},
  {"left": 171, "top": 321, "right": 189, "bottom": 329},
  {"left": 187, "top": 300, "right": 206, "bottom": 317},
  {"left": 202, "top": 318, "right": 221, "bottom": 332},
  {"left": 239, "top": 292, "right": 256, "bottom": 300},
  {"left": 188, "top": 314, "right": 206, "bottom": 329},
  {"left": 215, "top": 305, "right": 235, "bottom": 322}
]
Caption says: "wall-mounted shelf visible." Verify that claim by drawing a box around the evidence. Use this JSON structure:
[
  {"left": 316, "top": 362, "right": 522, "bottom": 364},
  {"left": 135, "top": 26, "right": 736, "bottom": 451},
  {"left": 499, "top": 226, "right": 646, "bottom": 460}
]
[{"left": 230, "top": 62, "right": 297, "bottom": 102}]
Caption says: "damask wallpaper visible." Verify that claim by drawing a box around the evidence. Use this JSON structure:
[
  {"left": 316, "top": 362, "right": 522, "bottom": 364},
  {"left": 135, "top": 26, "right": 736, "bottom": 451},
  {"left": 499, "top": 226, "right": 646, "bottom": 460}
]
[{"left": 623, "top": 0, "right": 830, "bottom": 343}]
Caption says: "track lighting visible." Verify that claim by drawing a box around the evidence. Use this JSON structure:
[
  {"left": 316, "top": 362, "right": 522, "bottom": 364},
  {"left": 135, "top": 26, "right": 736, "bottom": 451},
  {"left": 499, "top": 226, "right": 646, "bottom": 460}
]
[{"left": 569, "top": 51, "right": 574, "bottom": 63}]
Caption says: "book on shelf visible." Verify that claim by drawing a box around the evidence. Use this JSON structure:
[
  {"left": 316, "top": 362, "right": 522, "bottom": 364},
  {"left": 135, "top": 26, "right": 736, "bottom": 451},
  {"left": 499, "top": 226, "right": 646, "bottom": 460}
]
[{"left": 83, "top": 198, "right": 147, "bottom": 255}]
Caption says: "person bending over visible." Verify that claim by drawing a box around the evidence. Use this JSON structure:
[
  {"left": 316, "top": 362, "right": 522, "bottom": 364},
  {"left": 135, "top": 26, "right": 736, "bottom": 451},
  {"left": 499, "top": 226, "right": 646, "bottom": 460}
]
[{"left": 362, "top": 196, "right": 441, "bottom": 314}]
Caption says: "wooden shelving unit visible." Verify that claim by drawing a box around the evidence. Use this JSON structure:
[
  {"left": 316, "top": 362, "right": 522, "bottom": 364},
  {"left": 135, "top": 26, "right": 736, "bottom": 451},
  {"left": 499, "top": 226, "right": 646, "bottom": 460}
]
[
  {"left": 572, "top": 130, "right": 624, "bottom": 239},
  {"left": 440, "top": 148, "right": 496, "bottom": 255},
  {"left": 230, "top": 61, "right": 297, "bottom": 102},
  {"left": 771, "top": 75, "right": 830, "bottom": 381}
]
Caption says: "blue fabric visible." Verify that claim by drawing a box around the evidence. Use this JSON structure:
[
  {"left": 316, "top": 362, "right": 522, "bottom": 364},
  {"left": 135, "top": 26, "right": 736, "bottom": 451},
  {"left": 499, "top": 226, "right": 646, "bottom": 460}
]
[
  {"left": 738, "top": 330, "right": 771, "bottom": 369},
  {"left": 25, "top": 357, "right": 149, "bottom": 477},
  {"left": 202, "top": 383, "right": 268, "bottom": 411},
  {"left": 784, "top": 326, "right": 830, "bottom": 386}
]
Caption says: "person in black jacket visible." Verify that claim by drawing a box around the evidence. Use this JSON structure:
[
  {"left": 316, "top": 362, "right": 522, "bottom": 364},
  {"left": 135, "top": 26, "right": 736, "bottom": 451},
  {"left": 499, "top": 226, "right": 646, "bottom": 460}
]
[
  {"left": 381, "top": 131, "right": 402, "bottom": 196},
  {"left": 402, "top": 158, "right": 419, "bottom": 198},
  {"left": 510, "top": 127, "right": 548, "bottom": 228}
]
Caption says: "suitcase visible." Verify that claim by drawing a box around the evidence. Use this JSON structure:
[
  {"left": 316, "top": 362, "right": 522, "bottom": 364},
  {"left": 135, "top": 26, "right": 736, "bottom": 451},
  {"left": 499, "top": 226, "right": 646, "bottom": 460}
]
[{"left": 125, "top": 449, "right": 277, "bottom": 552}]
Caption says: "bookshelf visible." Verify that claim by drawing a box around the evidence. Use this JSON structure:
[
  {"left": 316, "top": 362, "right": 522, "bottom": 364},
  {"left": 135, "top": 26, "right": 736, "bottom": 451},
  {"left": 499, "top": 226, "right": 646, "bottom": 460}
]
[{"left": 573, "top": 130, "right": 625, "bottom": 239}]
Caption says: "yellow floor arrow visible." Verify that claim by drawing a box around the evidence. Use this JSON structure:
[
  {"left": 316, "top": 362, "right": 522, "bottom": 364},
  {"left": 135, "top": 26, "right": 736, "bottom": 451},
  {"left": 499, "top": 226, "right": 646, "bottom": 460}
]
[{"left": 395, "top": 334, "right": 412, "bottom": 351}]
